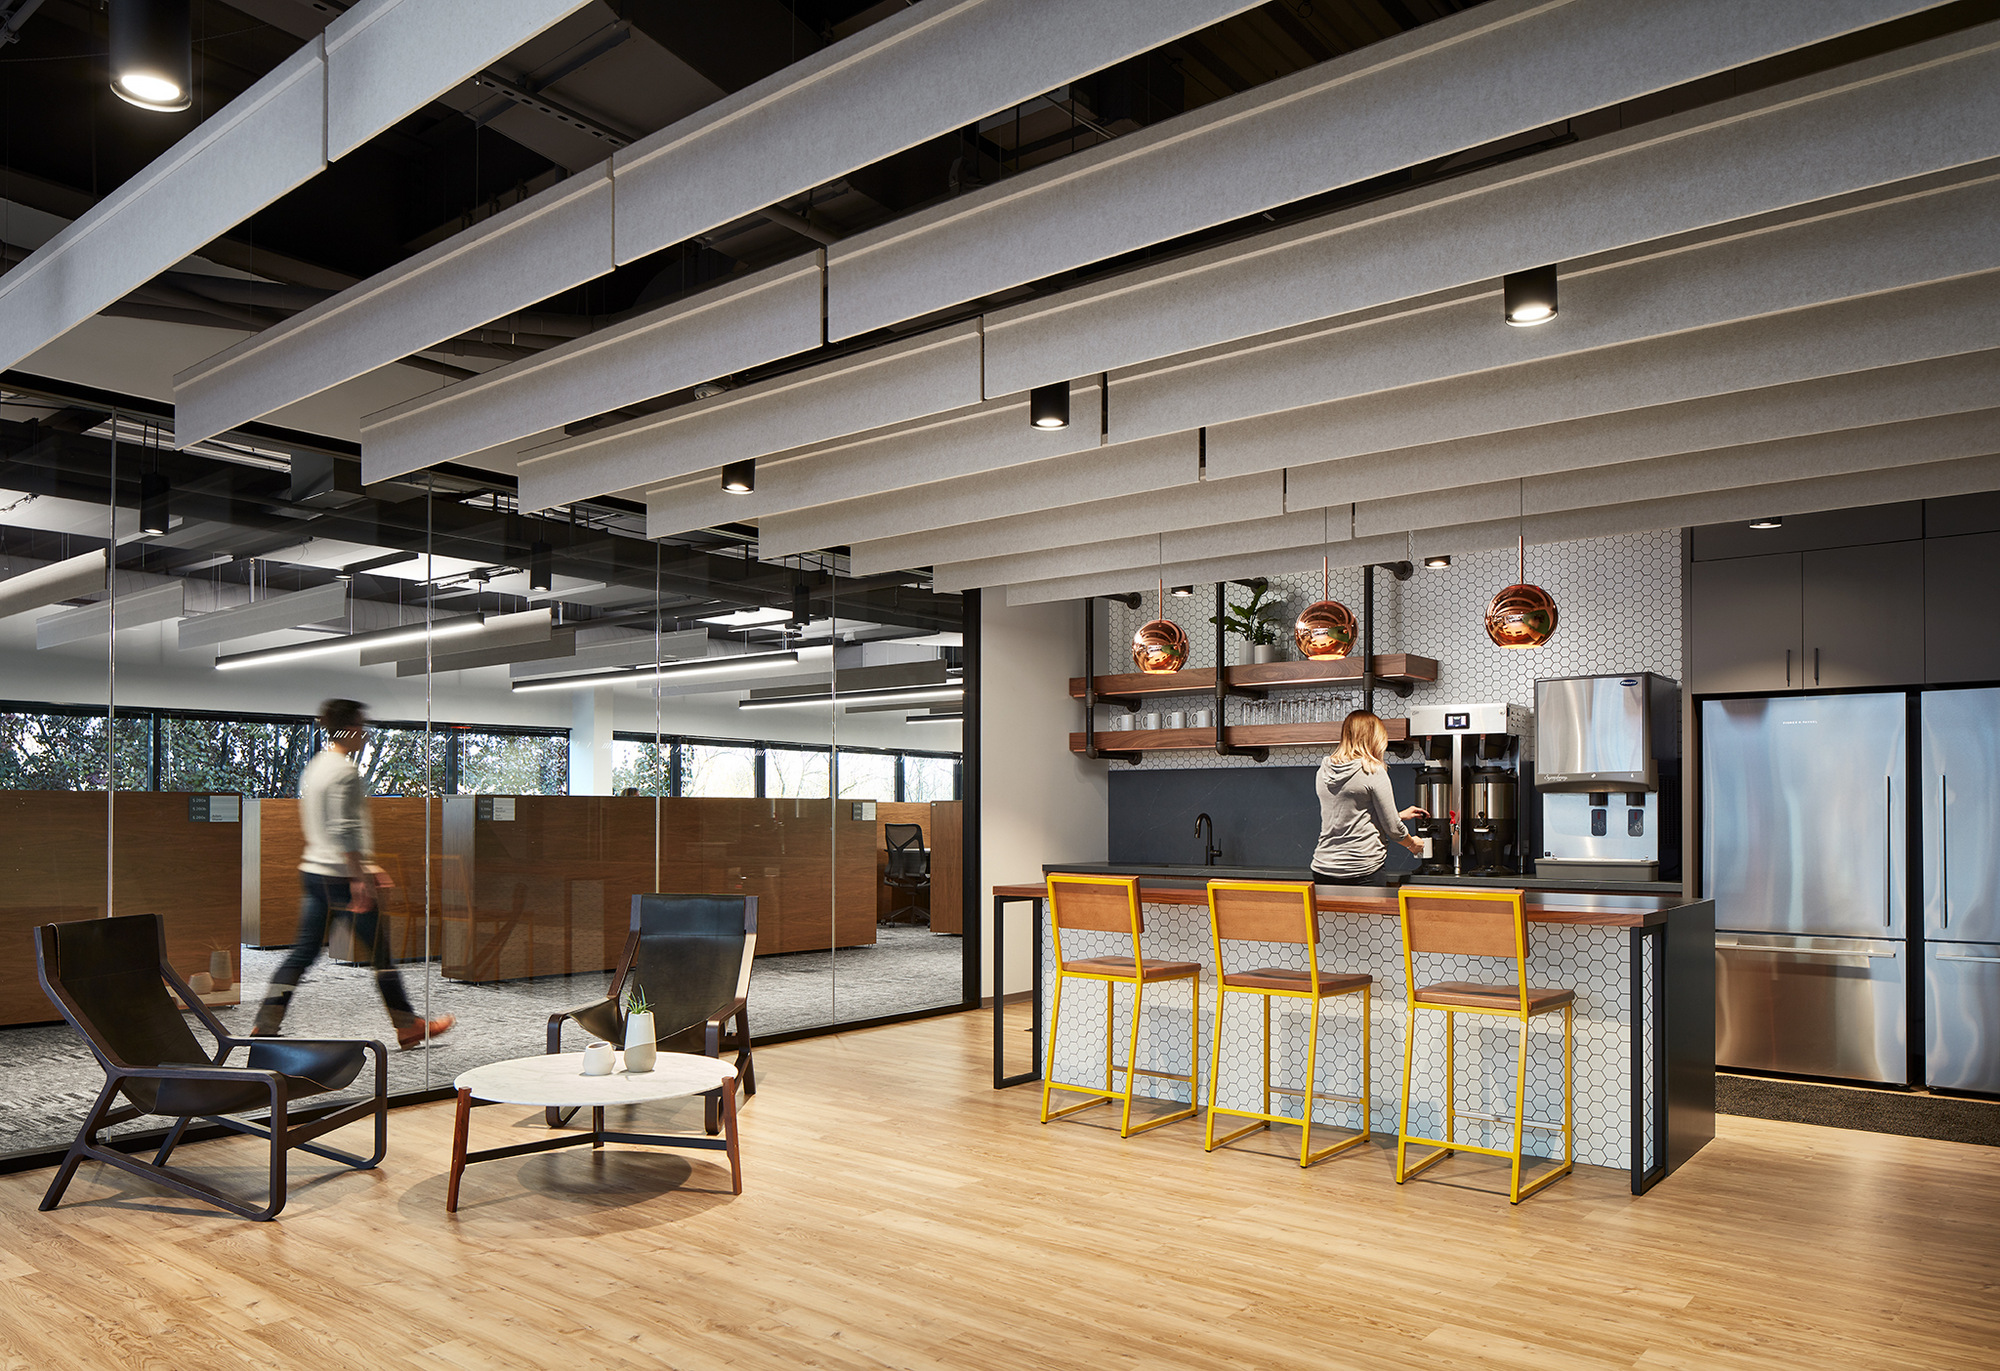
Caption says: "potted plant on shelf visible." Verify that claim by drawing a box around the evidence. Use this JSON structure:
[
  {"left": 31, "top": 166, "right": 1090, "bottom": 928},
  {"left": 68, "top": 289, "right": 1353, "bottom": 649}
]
[
  {"left": 1210, "top": 584, "right": 1287, "bottom": 664},
  {"left": 622, "top": 982, "right": 657, "bottom": 1073}
]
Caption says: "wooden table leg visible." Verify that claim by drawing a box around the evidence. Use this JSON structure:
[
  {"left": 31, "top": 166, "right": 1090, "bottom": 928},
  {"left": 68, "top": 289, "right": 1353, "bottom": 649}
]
[
  {"left": 446, "top": 1088, "right": 471, "bottom": 1213},
  {"left": 720, "top": 1081, "right": 743, "bottom": 1195}
]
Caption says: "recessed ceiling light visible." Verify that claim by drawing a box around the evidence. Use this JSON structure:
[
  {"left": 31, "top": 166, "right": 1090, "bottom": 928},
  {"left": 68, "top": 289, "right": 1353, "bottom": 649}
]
[
  {"left": 1169, "top": 585, "right": 1195, "bottom": 597},
  {"left": 721, "top": 458, "right": 755, "bottom": 493},
  {"left": 1422, "top": 555, "right": 1451, "bottom": 569},
  {"left": 699, "top": 606, "right": 793, "bottom": 628},
  {"left": 1748, "top": 517, "right": 1783, "bottom": 530}
]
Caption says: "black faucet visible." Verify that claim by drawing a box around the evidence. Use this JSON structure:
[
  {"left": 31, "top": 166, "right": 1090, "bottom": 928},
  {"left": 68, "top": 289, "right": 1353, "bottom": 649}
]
[{"left": 1195, "top": 812, "right": 1221, "bottom": 867}]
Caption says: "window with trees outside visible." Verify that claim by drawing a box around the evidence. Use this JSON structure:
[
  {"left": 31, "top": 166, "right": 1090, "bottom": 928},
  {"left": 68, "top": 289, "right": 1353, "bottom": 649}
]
[
  {"left": 455, "top": 730, "right": 568, "bottom": 795},
  {"left": 902, "top": 754, "right": 959, "bottom": 802},
  {"left": 765, "top": 746, "right": 830, "bottom": 798},
  {"left": 681, "top": 743, "right": 756, "bottom": 797},
  {"left": 611, "top": 739, "right": 672, "bottom": 796},
  {"left": 835, "top": 749, "right": 897, "bottom": 800}
]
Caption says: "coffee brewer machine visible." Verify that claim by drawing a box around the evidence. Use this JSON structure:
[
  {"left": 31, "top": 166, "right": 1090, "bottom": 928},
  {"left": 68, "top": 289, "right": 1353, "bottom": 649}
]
[
  {"left": 1533, "top": 673, "right": 1680, "bottom": 883},
  {"left": 1403, "top": 702, "right": 1530, "bottom": 876}
]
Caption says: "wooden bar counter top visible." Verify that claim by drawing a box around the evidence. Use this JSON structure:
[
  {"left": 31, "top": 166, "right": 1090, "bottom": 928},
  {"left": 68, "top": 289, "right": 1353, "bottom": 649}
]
[{"left": 990, "top": 880, "right": 1679, "bottom": 927}]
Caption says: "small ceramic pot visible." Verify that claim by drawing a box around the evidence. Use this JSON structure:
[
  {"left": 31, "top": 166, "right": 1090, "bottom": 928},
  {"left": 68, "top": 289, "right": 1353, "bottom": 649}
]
[
  {"left": 1252, "top": 644, "right": 1282, "bottom": 664},
  {"left": 187, "top": 971, "right": 214, "bottom": 996},
  {"left": 208, "top": 949, "right": 233, "bottom": 991},
  {"left": 623, "top": 1011, "right": 657, "bottom": 1073},
  {"left": 581, "top": 1041, "right": 616, "bottom": 1076}
]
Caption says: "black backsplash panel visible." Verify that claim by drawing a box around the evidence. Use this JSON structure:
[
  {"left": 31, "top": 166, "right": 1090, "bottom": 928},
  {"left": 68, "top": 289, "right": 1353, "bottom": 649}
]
[{"left": 1108, "top": 764, "right": 1420, "bottom": 874}]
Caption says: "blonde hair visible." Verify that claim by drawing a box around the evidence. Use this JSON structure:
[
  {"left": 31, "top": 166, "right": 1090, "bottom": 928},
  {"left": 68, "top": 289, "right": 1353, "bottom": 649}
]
[{"left": 1329, "top": 710, "right": 1388, "bottom": 773}]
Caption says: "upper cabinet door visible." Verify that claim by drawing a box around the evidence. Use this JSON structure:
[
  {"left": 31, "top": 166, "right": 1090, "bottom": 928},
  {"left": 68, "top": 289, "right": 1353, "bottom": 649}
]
[
  {"left": 1926, "top": 533, "right": 2000, "bottom": 684},
  {"left": 1803, "top": 541, "right": 1924, "bottom": 690},
  {"left": 1690, "top": 553, "right": 1802, "bottom": 694}
]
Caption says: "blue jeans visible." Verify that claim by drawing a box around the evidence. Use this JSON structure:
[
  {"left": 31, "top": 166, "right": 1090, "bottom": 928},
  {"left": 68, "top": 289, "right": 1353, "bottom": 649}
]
[{"left": 255, "top": 871, "right": 417, "bottom": 1035}]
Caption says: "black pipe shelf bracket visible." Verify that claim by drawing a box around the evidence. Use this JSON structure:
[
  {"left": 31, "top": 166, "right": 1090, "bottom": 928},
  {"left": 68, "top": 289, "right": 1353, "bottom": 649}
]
[
  {"left": 1082, "top": 596, "right": 1142, "bottom": 766},
  {"left": 1213, "top": 580, "right": 1269, "bottom": 762}
]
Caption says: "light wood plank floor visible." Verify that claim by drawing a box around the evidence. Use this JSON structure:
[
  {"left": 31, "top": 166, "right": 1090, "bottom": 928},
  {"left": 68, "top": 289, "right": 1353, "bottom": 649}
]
[{"left": 2, "top": 1007, "right": 1996, "bottom": 1370}]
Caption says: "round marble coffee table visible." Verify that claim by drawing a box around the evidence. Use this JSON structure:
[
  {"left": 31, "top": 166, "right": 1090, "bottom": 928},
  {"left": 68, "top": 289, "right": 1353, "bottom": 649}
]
[{"left": 447, "top": 1052, "right": 741, "bottom": 1212}]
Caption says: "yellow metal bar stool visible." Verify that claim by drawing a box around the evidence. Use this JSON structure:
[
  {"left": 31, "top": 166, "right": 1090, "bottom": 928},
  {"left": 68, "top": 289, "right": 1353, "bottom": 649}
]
[
  {"left": 1204, "top": 880, "right": 1371, "bottom": 1167},
  {"left": 1040, "top": 874, "right": 1201, "bottom": 1137},
  {"left": 1394, "top": 887, "right": 1575, "bottom": 1204}
]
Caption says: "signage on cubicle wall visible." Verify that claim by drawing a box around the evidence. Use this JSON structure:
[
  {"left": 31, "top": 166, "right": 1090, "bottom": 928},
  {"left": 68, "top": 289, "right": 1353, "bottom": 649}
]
[
  {"left": 476, "top": 796, "right": 517, "bottom": 821},
  {"left": 188, "top": 795, "right": 241, "bottom": 823},
  {"left": 851, "top": 801, "right": 876, "bottom": 821}
]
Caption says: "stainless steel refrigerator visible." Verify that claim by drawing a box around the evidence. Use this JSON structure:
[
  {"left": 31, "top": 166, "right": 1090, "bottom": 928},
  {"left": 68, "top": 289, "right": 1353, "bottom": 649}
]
[
  {"left": 1921, "top": 688, "right": 2000, "bottom": 1094},
  {"left": 1703, "top": 693, "right": 1908, "bottom": 1084}
]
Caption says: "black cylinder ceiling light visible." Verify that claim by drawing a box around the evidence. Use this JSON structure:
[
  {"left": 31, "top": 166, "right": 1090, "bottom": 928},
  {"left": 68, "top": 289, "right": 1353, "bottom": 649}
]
[
  {"left": 1029, "top": 381, "right": 1070, "bottom": 429},
  {"left": 139, "top": 472, "right": 170, "bottom": 536},
  {"left": 721, "top": 458, "right": 756, "bottom": 493},
  {"left": 528, "top": 541, "right": 553, "bottom": 593},
  {"left": 110, "top": 0, "right": 193, "bottom": 112},
  {"left": 1503, "top": 264, "right": 1558, "bottom": 327}
]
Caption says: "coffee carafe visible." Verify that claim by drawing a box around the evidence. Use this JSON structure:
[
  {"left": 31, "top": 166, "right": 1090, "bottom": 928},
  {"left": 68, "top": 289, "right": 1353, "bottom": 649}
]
[
  {"left": 1412, "top": 759, "right": 1454, "bottom": 874},
  {"left": 1467, "top": 762, "right": 1518, "bottom": 875}
]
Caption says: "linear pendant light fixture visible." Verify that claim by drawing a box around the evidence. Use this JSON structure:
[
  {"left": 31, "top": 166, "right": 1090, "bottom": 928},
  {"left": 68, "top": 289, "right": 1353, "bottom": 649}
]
[
  {"left": 1503, "top": 264, "right": 1558, "bottom": 326},
  {"left": 513, "top": 649, "right": 801, "bottom": 694},
  {"left": 215, "top": 614, "right": 484, "bottom": 671},
  {"left": 109, "top": 0, "right": 193, "bottom": 112},
  {"left": 738, "top": 683, "right": 964, "bottom": 711}
]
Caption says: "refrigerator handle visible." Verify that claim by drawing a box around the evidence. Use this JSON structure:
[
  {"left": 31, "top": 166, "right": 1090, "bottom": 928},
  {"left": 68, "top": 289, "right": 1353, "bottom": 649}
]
[
  {"left": 1940, "top": 773, "right": 1949, "bottom": 931},
  {"left": 1885, "top": 775, "right": 1893, "bottom": 929},
  {"left": 1785, "top": 648, "right": 1791, "bottom": 686},
  {"left": 1814, "top": 647, "right": 1821, "bottom": 686},
  {"left": 1937, "top": 954, "right": 2000, "bottom": 964}
]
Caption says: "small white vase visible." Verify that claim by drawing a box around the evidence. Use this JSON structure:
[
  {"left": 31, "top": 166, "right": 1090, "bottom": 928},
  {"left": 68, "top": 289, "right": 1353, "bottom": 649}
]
[
  {"left": 1252, "top": 643, "right": 1281, "bottom": 664},
  {"left": 208, "top": 949, "right": 233, "bottom": 991},
  {"left": 623, "top": 1011, "right": 657, "bottom": 1073}
]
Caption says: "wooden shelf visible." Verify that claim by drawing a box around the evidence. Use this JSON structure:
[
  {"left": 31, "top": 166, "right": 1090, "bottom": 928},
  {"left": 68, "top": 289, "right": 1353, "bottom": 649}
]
[
  {"left": 1070, "top": 719, "right": 1410, "bottom": 755},
  {"left": 1069, "top": 654, "right": 1438, "bottom": 703}
]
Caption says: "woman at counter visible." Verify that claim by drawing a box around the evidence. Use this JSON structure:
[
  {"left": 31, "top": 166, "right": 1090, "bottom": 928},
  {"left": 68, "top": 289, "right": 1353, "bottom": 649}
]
[{"left": 1312, "top": 711, "right": 1425, "bottom": 885}]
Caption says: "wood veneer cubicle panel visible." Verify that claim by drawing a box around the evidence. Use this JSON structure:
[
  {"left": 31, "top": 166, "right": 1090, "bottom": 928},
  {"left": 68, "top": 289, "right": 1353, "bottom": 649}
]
[
  {"left": 251, "top": 797, "right": 445, "bottom": 961},
  {"left": 0, "top": 792, "right": 241, "bottom": 1026},
  {"left": 872, "top": 801, "right": 963, "bottom": 934},
  {"left": 440, "top": 796, "right": 876, "bottom": 983}
]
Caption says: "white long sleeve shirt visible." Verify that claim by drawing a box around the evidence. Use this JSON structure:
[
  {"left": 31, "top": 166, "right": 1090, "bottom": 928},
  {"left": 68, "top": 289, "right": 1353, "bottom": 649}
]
[{"left": 298, "top": 747, "right": 373, "bottom": 876}]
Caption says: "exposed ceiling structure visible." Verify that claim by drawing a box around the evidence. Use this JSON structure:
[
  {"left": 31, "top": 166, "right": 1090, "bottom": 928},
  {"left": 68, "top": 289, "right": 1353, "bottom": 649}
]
[{"left": 2, "top": 0, "right": 1994, "bottom": 640}]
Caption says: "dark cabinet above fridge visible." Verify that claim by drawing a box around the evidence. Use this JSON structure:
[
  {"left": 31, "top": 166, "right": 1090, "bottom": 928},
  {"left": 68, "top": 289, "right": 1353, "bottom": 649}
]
[{"left": 1689, "top": 542, "right": 1922, "bottom": 693}]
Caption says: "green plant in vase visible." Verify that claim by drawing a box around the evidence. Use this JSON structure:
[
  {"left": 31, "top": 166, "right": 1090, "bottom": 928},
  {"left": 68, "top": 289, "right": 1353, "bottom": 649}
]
[
  {"left": 623, "top": 981, "right": 657, "bottom": 1072},
  {"left": 1209, "top": 583, "right": 1287, "bottom": 663}
]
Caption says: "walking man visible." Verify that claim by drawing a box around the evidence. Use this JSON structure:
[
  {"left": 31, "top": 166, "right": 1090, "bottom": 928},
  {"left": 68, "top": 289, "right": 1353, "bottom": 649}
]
[{"left": 253, "top": 699, "right": 453, "bottom": 1049}]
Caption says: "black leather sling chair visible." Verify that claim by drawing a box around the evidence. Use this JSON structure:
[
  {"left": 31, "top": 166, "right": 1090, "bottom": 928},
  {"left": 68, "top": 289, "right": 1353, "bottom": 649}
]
[
  {"left": 36, "top": 913, "right": 388, "bottom": 1221},
  {"left": 547, "top": 893, "right": 758, "bottom": 1135}
]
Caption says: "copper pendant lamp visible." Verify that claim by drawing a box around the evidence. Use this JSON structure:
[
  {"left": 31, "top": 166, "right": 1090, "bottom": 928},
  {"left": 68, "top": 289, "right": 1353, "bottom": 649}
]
[
  {"left": 1294, "top": 556, "right": 1357, "bottom": 660},
  {"left": 1131, "top": 578, "right": 1190, "bottom": 674},
  {"left": 1485, "top": 533, "right": 1558, "bottom": 649}
]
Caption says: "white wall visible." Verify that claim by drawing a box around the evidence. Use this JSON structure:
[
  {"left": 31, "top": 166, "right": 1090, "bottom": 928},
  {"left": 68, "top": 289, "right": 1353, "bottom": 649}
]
[{"left": 979, "top": 597, "right": 1108, "bottom": 996}]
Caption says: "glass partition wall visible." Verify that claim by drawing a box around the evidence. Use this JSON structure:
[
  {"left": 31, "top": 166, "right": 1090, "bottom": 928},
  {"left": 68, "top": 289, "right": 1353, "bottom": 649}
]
[{"left": 0, "top": 392, "right": 968, "bottom": 1163}]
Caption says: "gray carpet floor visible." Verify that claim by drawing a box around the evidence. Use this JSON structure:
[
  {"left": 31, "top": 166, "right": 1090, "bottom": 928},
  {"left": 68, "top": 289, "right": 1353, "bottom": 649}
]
[
  {"left": 0, "top": 926, "right": 964, "bottom": 1161},
  {"left": 1717, "top": 1073, "right": 2000, "bottom": 1147}
]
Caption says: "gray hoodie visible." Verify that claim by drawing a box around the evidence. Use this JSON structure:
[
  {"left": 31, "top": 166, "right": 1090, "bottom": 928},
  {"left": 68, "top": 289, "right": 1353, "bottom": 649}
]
[{"left": 1312, "top": 756, "right": 1407, "bottom": 878}]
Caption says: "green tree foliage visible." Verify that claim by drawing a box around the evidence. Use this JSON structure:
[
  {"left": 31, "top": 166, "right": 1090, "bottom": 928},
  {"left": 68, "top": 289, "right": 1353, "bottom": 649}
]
[
  {"left": 456, "top": 731, "right": 567, "bottom": 796},
  {"left": 611, "top": 740, "right": 672, "bottom": 796},
  {"left": 159, "top": 719, "right": 317, "bottom": 797},
  {"left": 0, "top": 711, "right": 149, "bottom": 790}
]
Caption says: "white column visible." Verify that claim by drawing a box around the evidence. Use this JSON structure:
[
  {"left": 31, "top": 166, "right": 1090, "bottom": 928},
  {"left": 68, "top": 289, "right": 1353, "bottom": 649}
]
[
  {"left": 979, "top": 597, "right": 1107, "bottom": 997},
  {"left": 569, "top": 687, "right": 615, "bottom": 795}
]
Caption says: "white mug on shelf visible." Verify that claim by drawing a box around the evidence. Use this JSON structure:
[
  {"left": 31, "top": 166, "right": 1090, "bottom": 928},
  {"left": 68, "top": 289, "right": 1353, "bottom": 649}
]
[
  {"left": 1191, "top": 708, "right": 1213, "bottom": 728},
  {"left": 1140, "top": 712, "right": 1162, "bottom": 730},
  {"left": 581, "top": 1041, "right": 616, "bottom": 1076},
  {"left": 1109, "top": 713, "right": 1132, "bottom": 731},
  {"left": 1165, "top": 710, "right": 1186, "bottom": 729}
]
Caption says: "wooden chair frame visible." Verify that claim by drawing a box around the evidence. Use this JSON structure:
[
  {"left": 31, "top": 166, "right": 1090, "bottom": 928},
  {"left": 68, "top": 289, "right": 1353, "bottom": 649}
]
[
  {"left": 1394, "top": 887, "right": 1575, "bottom": 1204},
  {"left": 1040, "top": 874, "right": 1199, "bottom": 1138},
  {"left": 1204, "top": 880, "right": 1371, "bottom": 1167}
]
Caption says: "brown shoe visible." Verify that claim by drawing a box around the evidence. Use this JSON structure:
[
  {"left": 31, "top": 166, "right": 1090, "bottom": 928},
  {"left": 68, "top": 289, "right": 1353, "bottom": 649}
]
[{"left": 398, "top": 1014, "right": 455, "bottom": 1050}]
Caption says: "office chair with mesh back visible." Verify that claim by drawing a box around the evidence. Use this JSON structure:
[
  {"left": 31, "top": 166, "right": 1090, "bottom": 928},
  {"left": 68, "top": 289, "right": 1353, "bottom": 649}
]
[{"left": 882, "top": 823, "right": 931, "bottom": 925}]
